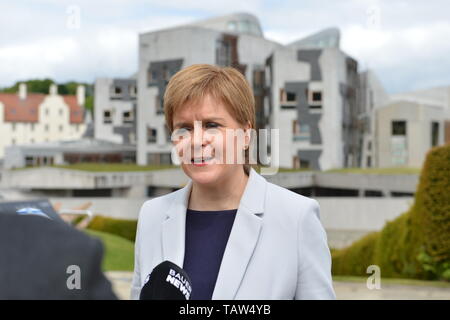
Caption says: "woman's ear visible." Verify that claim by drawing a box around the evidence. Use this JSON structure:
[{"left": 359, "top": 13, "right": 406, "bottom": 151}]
[{"left": 244, "top": 121, "right": 252, "bottom": 148}]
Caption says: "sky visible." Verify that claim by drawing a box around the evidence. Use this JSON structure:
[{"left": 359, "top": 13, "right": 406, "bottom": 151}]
[{"left": 1, "top": 0, "right": 449, "bottom": 94}]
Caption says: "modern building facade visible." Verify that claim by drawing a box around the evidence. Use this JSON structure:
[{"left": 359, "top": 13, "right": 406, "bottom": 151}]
[
  {"left": 390, "top": 85, "right": 450, "bottom": 145},
  {"left": 0, "top": 83, "right": 86, "bottom": 160},
  {"left": 94, "top": 77, "right": 137, "bottom": 145},
  {"left": 375, "top": 100, "right": 445, "bottom": 168},
  {"left": 358, "top": 70, "right": 390, "bottom": 168},
  {"left": 90, "top": 12, "right": 448, "bottom": 171},
  {"left": 136, "top": 13, "right": 282, "bottom": 166},
  {"left": 135, "top": 13, "right": 389, "bottom": 170}
]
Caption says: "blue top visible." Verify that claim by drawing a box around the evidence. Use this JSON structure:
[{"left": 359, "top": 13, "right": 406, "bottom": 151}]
[{"left": 182, "top": 208, "right": 237, "bottom": 300}]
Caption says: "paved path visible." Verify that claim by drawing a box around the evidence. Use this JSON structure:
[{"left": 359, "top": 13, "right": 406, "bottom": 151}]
[{"left": 105, "top": 272, "right": 450, "bottom": 300}]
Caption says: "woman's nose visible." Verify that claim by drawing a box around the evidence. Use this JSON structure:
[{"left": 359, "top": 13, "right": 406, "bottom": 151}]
[{"left": 192, "top": 122, "right": 207, "bottom": 147}]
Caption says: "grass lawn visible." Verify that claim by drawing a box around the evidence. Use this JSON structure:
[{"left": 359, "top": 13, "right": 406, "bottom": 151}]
[
  {"left": 333, "top": 275, "right": 450, "bottom": 288},
  {"left": 84, "top": 229, "right": 134, "bottom": 271},
  {"left": 326, "top": 167, "right": 421, "bottom": 175},
  {"left": 15, "top": 163, "right": 420, "bottom": 175}
]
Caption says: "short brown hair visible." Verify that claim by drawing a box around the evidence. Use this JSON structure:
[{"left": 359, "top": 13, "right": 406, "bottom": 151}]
[{"left": 164, "top": 64, "right": 256, "bottom": 175}]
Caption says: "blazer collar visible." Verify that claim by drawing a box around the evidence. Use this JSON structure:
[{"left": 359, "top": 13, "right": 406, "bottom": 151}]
[{"left": 161, "top": 167, "right": 267, "bottom": 299}]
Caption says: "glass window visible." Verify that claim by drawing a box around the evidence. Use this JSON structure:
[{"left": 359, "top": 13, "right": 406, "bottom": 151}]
[
  {"left": 300, "top": 159, "right": 310, "bottom": 169},
  {"left": 392, "top": 121, "right": 407, "bottom": 136},
  {"left": 227, "top": 21, "right": 237, "bottom": 31},
  {"left": 312, "top": 91, "right": 322, "bottom": 102},
  {"left": 155, "top": 95, "right": 164, "bottom": 114},
  {"left": 104, "top": 110, "right": 112, "bottom": 124},
  {"left": 287, "top": 92, "right": 297, "bottom": 102},
  {"left": 293, "top": 120, "right": 310, "bottom": 141},
  {"left": 147, "top": 127, "right": 157, "bottom": 143},
  {"left": 216, "top": 39, "right": 232, "bottom": 67},
  {"left": 240, "top": 20, "right": 251, "bottom": 33},
  {"left": 431, "top": 122, "right": 439, "bottom": 147},
  {"left": 123, "top": 111, "right": 133, "bottom": 123}
]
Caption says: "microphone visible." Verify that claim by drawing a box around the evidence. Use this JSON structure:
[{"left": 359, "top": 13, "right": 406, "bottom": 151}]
[{"left": 139, "top": 261, "right": 193, "bottom": 300}]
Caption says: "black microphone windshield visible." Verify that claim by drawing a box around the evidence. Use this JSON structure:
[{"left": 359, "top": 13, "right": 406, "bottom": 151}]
[{"left": 139, "top": 261, "right": 193, "bottom": 300}]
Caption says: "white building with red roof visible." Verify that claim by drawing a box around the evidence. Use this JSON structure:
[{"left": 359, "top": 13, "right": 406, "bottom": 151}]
[{"left": 0, "top": 83, "right": 86, "bottom": 161}]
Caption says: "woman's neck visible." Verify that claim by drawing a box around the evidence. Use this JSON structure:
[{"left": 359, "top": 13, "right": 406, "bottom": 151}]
[{"left": 188, "top": 168, "right": 249, "bottom": 211}]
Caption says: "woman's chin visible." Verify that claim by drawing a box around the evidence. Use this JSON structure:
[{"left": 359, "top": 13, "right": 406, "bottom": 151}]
[{"left": 183, "top": 164, "right": 223, "bottom": 185}]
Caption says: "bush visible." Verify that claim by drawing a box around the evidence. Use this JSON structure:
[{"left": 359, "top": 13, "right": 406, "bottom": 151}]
[
  {"left": 332, "top": 231, "right": 379, "bottom": 276},
  {"left": 413, "top": 144, "right": 450, "bottom": 265},
  {"left": 374, "top": 211, "right": 422, "bottom": 278},
  {"left": 87, "top": 216, "right": 137, "bottom": 242},
  {"left": 331, "top": 143, "right": 450, "bottom": 281}
]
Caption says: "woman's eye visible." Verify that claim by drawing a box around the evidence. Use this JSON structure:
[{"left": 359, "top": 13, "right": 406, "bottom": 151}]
[
  {"left": 174, "top": 127, "right": 191, "bottom": 135},
  {"left": 205, "top": 122, "right": 219, "bottom": 128}
]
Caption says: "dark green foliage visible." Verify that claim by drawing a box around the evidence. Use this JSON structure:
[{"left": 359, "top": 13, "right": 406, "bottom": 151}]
[
  {"left": 87, "top": 216, "right": 137, "bottom": 243},
  {"left": 1, "top": 79, "right": 94, "bottom": 110},
  {"left": 332, "top": 144, "right": 450, "bottom": 281}
]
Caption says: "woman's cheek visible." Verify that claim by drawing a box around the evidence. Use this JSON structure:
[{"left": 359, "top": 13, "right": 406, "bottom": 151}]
[{"left": 175, "top": 137, "right": 192, "bottom": 164}]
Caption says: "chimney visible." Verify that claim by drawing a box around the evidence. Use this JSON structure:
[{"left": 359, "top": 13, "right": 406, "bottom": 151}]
[
  {"left": 19, "top": 83, "right": 27, "bottom": 100},
  {"left": 49, "top": 83, "right": 58, "bottom": 95},
  {"left": 76, "top": 85, "right": 85, "bottom": 107}
]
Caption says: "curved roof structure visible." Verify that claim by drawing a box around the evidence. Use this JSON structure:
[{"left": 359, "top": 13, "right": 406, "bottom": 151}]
[
  {"left": 188, "top": 12, "right": 264, "bottom": 37},
  {"left": 287, "top": 27, "right": 340, "bottom": 49}
]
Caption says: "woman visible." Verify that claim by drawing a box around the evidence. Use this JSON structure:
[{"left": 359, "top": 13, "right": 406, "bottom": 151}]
[{"left": 131, "top": 64, "right": 335, "bottom": 300}]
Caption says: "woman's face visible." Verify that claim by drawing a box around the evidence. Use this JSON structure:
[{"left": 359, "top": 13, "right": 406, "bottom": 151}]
[{"left": 172, "top": 94, "right": 250, "bottom": 186}]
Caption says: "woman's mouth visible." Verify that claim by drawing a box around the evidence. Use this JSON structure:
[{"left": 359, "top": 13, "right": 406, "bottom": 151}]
[{"left": 191, "top": 156, "right": 214, "bottom": 166}]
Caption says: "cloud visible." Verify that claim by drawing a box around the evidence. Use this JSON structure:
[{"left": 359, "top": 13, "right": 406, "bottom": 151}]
[{"left": 1, "top": 0, "right": 449, "bottom": 94}]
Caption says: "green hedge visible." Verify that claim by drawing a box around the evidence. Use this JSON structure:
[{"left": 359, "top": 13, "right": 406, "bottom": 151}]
[
  {"left": 87, "top": 216, "right": 137, "bottom": 242},
  {"left": 332, "top": 143, "right": 450, "bottom": 281},
  {"left": 332, "top": 231, "right": 379, "bottom": 276},
  {"left": 413, "top": 144, "right": 450, "bottom": 264}
]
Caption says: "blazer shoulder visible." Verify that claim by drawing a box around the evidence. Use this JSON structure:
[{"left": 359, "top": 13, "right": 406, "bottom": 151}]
[
  {"left": 138, "top": 187, "right": 183, "bottom": 221},
  {"left": 266, "top": 181, "right": 318, "bottom": 207},
  {"left": 265, "top": 181, "right": 319, "bottom": 220}
]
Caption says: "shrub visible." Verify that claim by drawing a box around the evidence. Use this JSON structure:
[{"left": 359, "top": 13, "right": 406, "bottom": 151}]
[
  {"left": 374, "top": 211, "right": 423, "bottom": 278},
  {"left": 413, "top": 144, "right": 450, "bottom": 265},
  {"left": 87, "top": 216, "right": 137, "bottom": 242},
  {"left": 331, "top": 143, "right": 450, "bottom": 281},
  {"left": 332, "top": 231, "right": 379, "bottom": 276}
]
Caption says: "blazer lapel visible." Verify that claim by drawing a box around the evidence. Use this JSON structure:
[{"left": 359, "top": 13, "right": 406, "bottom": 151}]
[
  {"left": 212, "top": 168, "right": 268, "bottom": 299},
  {"left": 161, "top": 168, "right": 268, "bottom": 300},
  {"left": 161, "top": 180, "right": 192, "bottom": 268}
]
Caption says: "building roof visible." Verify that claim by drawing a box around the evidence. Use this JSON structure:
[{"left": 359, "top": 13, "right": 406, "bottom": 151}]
[
  {"left": 188, "top": 12, "right": 264, "bottom": 37},
  {"left": 142, "top": 12, "right": 265, "bottom": 38},
  {"left": 390, "top": 86, "right": 450, "bottom": 110},
  {"left": 0, "top": 93, "right": 45, "bottom": 123},
  {"left": 0, "top": 93, "right": 84, "bottom": 124},
  {"left": 287, "top": 27, "right": 340, "bottom": 50},
  {"left": 62, "top": 95, "right": 85, "bottom": 124}
]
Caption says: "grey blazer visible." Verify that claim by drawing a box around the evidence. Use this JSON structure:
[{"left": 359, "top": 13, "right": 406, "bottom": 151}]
[{"left": 131, "top": 167, "right": 336, "bottom": 300}]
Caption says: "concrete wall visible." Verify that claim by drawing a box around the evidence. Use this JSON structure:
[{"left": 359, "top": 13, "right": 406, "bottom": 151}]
[
  {"left": 271, "top": 47, "right": 311, "bottom": 168},
  {"left": 94, "top": 78, "right": 136, "bottom": 144},
  {"left": 376, "top": 101, "right": 445, "bottom": 168},
  {"left": 47, "top": 196, "right": 412, "bottom": 248}
]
